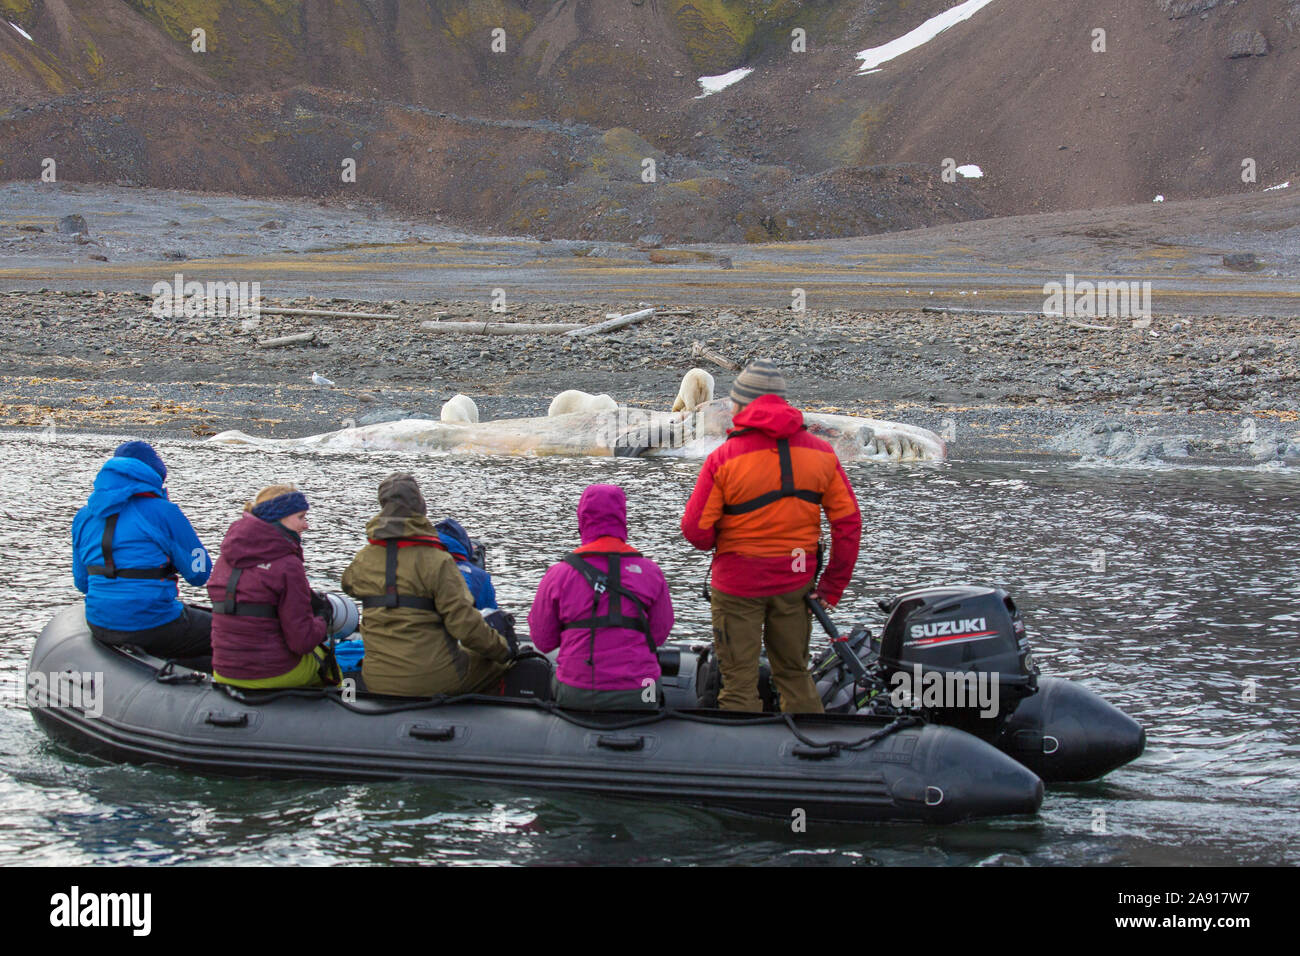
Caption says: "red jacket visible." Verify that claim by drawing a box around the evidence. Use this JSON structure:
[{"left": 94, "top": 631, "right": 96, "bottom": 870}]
[
  {"left": 681, "top": 394, "right": 862, "bottom": 604},
  {"left": 208, "top": 513, "right": 327, "bottom": 680}
]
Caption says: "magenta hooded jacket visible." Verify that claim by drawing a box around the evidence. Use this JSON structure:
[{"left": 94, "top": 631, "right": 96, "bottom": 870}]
[{"left": 528, "top": 484, "right": 674, "bottom": 691}]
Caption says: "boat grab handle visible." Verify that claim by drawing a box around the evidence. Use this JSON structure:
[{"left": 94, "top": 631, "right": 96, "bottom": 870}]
[
  {"left": 409, "top": 725, "right": 456, "bottom": 742},
  {"left": 792, "top": 745, "right": 839, "bottom": 760},
  {"left": 204, "top": 711, "right": 249, "bottom": 728},
  {"left": 597, "top": 734, "right": 645, "bottom": 751}
]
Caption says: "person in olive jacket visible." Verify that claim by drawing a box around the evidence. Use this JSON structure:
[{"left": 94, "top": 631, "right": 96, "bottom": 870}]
[{"left": 342, "top": 473, "right": 515, "bottom": 697}]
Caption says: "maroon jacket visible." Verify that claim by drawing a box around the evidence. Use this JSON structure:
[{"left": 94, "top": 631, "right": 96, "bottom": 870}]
[{"left": 208, "top": 512, "right": 327, "bottom": 680}]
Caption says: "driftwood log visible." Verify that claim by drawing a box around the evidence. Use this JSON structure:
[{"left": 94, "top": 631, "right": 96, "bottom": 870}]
[
  {"left": 256, "top": 331, "right": 316, "bottom": 349},
  {"left": 567, "top": 308, "right": 656, "bottom": 338},
  {"left": 691, "top": 340, "right": 741, "bottom": 371},
  {"left": 257, "top": 307, "right": 404, "bottom": 321}
]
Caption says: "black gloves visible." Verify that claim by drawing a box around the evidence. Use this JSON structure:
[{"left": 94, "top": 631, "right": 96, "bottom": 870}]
[
  {"left": 485, "top": 609, "right": 518, "bottom": 657},
  {"left": 311, "top": 590, "right": 334, "bottom": 627}
]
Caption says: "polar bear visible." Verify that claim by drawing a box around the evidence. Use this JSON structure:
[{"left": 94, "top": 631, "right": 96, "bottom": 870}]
[
  {"left": 671, "top": 368, "right": 715, "bottom": 412},
  {"left": 547, "top": 389, "right": 619, "bottom": 417},
  {"left": 440, "top": 393, "right": 479, "bottom": 424}
]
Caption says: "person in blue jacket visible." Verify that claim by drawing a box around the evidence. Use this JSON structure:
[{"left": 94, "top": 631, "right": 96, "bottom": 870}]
[
  {"left": 71, "top": 441, "right": 213, "bottom": 664},
  {"left": 435, "top": 517, "right": 497, "bottom": 610}
]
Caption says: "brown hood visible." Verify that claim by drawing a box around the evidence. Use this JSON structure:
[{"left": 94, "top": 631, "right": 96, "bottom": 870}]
[{"left": 366, "top": 473, "right": 433, "bottom": 540}]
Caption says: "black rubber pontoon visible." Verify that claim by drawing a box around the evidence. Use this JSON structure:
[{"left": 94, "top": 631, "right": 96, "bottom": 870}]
[{"left": 27, "top": 604, "right": 1042, "bottom": 825}]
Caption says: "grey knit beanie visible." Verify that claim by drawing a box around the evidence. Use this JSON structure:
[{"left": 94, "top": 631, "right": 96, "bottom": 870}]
[{"left": 729, "top": 358, "right": 787, "bottom": 407}]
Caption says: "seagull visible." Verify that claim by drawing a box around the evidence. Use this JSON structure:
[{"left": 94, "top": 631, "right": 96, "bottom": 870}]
[{"left": 312, "top": 372, "right": 335, "bottom": 387}]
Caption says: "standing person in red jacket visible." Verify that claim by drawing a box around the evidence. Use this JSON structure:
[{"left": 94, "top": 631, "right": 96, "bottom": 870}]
[
  {"left": 208, "top": 484, "right": 337, "bottom": 688},
  {"left": 681, "top": 359, "right": 862, "bottom": 713}
]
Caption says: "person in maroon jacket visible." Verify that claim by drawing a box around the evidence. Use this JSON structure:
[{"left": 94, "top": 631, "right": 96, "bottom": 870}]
[{"left": 208, "top": 484, "right": 336, "bottom": 688}]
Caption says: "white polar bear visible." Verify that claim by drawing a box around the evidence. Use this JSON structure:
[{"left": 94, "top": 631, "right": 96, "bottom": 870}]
[
  {"left": 440, "top": 394, "right": 479, "bottom": 424},
  {"left": 547, "top": 389, "right": 618, "bottom": 417},
  {"left": 671, "top": 368, "right": 715, "bottom": 412}
]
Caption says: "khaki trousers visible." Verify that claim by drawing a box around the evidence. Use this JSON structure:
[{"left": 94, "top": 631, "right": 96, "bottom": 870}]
[{"left": 710, "top": 584, "right": 825, "bottom": 714}]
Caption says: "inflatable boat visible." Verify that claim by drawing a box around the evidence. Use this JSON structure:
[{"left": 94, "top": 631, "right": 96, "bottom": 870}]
[
  {"left": 27, "top": 603, "right": 1044, "bottom": 825},
  {"left": 26, "top": 584, "right": 1143, "bottom": 823}
]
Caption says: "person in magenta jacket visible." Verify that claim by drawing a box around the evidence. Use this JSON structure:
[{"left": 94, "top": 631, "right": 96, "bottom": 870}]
[
  {"left": 528, "top": 484, "right": 674, "bottom": 710},
  {"left": 207, "top": 485, "right": 335, "bottom": 688}
]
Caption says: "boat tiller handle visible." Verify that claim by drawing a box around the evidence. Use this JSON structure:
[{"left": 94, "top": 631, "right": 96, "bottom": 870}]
[
  {"left": 806, "top": 596, "right": 871, "bottom": 683},
  {"left": 597, "top": 734, "right": 645, "bottom": 752},
  {"left": 204, "top": 711, "right": 249, "bottom": 728},
  {"left": 409, "top": 725, "right": 456, "bottom": 742}
]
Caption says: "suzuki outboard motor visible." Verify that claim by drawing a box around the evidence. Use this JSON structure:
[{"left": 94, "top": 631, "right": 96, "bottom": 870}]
[
  {"left": 877, "top": 585, "right": 1038, "bottom": 736},
  {"left": 803, "top": 583, "right": 1144, "bottom": 781}
]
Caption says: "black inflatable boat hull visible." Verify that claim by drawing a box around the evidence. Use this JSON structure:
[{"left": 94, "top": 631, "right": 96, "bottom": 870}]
[
  {"left": 993, "top": 677, "right": 1146, "bottom": 782},
  {"left": 27, "top": 604, "right": 1042, "bottom": 824},
  {"left": 660, "top": 650, "right": 1144, "bottom": 783}
]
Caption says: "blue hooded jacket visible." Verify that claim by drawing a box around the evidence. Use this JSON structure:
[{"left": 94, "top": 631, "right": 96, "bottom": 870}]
[
  {"left": 71, "top": 456, "right": 212, "bottom": 630},
  {"left": 435, "top": 518, "right": 497, "bottom": 611}
]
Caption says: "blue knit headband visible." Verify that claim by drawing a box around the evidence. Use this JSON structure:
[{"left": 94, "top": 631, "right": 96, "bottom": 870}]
[{"left": 251, "top": 491, "right": 309, "bottom": 523}]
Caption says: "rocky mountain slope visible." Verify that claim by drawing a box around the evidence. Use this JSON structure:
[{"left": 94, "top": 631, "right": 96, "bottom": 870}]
[{"left": 1, "top": 0, "right": 1295, "bottom": 241}]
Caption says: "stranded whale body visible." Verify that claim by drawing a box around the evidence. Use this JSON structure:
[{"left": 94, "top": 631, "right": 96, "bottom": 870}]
[{"left": 208, "top": 398, "right": 946, "bottom": 462}]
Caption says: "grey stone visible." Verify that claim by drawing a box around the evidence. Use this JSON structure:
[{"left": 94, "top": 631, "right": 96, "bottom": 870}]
[
  {"left": 1223, "top": 252, "right": 1262, "bottom": 272},
  {"left": 1226, "top": 30, "right": 1268, "bottom": 57},
  {"left": 1157, "top": 0, "right": 1221, "bottom": 18},
  {"left": 56, "top": 214, "right": 87, "bottom": 235}
]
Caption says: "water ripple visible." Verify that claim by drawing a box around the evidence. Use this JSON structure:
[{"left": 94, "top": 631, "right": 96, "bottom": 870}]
[{"left": 0, "top": 435, "right": 1296, "bottom": 864}]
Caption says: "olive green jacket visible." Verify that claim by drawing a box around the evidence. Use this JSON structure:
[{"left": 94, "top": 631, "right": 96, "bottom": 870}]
[{"left": 342, "top": 512, "right": 509, "bottom": 696}]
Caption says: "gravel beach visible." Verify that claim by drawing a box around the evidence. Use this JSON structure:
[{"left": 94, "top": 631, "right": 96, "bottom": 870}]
[{"left": 2, "top": 288, "right": 1296, "bottom": 464}]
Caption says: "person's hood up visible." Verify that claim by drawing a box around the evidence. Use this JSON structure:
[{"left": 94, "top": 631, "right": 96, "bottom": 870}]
[
  {"left": 84, "top": 457, "right": 168, "bottom": 518},
  {"left": 366, "top": 512, "right": 439, "bottom": 541},
  {"left": 368, "top": 473, "right": 431, "bottom": 540},
  {"left": 577, "top": 484, "right": 627, "bottom": 544},
  {"left": 729, "top": 393, "right": 803, "bottom": 439},
  {"left": 220, "top": 512, "right": 303, "bottom": 566},
  {"left": 435, "top": 518, "right": 473, "bottom": 560}
]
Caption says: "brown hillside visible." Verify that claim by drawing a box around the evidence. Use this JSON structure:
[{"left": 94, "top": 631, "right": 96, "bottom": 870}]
[{"left": 1, "top": 0, "right": 1295, "bottom": 240}]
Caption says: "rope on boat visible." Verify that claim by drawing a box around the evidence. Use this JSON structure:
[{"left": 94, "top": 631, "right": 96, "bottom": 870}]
[
  {"left": 209, "top": 680, "right": 923, "bottom": 752},
  {"left": 139, "top": 643, "right": 924, "bottom": 754}
]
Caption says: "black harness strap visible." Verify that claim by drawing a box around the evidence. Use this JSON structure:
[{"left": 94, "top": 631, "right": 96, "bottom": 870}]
[
  {"left": 560, "top": 552, "right": 656, "bottom": 675},
  {"left": 721, "top": 435, "right": 824, "bottom": 516},
  {"left": 86, "top": 512, "right": 178, "bottom": 580},
  {"left": 359, "top": 540, "right": 439, "bottom": 613},
  {"left": 211, "top": 566, "right": 278, "bottom": 618}
]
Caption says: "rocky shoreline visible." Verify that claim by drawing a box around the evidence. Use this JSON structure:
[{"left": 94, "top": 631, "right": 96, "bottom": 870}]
[{"left": 2, "top": 289, "right": 1297, "bottom": 465}]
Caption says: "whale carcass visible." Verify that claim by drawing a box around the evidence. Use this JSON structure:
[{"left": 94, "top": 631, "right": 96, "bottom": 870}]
[{"left": 208, "top": 399, "right": 945, "bottom": 462}]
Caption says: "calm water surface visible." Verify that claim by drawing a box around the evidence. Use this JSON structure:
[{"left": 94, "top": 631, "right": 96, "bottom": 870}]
[{"left": 1, "top": 433, "right": 1296, "bottom": 865}]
